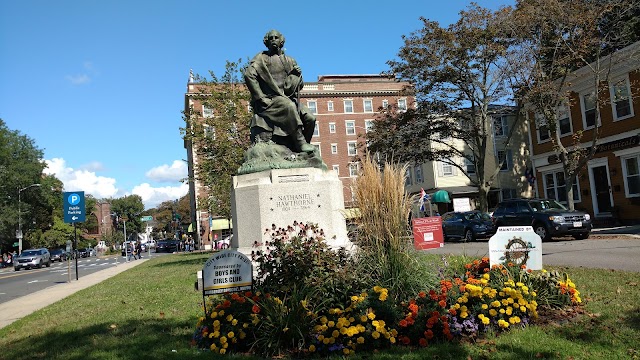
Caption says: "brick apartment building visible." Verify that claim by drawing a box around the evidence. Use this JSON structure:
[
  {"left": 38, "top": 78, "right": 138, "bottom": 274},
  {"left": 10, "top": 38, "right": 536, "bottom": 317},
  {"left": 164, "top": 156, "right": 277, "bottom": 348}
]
[{"left": 528, "top": 41, "right": 640, "bottom": 224}]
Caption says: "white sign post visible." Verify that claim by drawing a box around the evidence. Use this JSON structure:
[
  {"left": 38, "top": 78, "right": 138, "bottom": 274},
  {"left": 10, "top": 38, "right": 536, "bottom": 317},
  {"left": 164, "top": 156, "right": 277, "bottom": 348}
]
[{"left": 488, "top": 226, "right": 542, "bottom": 270}]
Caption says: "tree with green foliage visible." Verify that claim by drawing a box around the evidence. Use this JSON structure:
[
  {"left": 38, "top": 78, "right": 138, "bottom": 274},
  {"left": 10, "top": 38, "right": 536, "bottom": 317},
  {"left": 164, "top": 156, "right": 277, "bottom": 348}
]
[
  {"left": 110, "top": 195, "right": 145, "bottom": 241},
  {"left": 182, "top": 60, "right": 252, "bottom": 219},
  {"left": 508, "top": 0, "right": 640, "bottom": 209},
  {"left": 0, "top": 119, "right": 49, "bottom": 251},
  {"left": 368, "top": 4, "right": 521, "bottom": 212}
]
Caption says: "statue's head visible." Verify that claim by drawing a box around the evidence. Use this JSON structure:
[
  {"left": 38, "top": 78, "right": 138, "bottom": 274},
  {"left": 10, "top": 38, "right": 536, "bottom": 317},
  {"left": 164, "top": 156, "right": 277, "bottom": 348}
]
[{"left": 263, "top": 30, "right": 285, "bottom": 52}]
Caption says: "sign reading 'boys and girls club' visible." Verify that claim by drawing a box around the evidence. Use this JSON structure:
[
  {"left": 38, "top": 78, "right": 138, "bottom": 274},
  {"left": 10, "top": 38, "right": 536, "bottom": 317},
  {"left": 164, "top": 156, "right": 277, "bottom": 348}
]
[{"left": 202, "top": 250, "right": 253, "bottom": 295}]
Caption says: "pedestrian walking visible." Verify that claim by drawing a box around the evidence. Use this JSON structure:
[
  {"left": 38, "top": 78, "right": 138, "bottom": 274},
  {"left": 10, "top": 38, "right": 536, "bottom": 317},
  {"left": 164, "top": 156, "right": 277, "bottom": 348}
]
[
  {"left": 135, "top": 241, "right": 142, "bottom": 259},
  {"left": 126, "top": 242, "right": 134, "bottom": 261}
]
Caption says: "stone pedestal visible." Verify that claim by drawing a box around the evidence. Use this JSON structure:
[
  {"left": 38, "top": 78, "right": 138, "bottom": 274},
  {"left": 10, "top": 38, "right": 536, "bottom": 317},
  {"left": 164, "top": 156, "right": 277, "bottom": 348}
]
[{"left": 231, "top": 168, "right": 350, "bottom": 255}]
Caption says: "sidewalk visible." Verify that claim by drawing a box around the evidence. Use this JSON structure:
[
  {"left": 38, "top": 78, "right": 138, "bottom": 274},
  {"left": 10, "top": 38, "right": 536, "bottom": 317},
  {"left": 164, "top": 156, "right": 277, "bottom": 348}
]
[
  {"left": 0, "top": 258, "right": 146, "bottom": 330},
  {"left": 592, "top": 224, "right": 640, "bottom": 238}
]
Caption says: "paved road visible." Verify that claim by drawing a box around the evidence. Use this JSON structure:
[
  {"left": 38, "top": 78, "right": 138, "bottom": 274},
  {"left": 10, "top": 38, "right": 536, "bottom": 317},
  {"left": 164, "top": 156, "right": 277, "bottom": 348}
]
[
  {"left": 426, "top": 236, "right": 640, "bottom": 273},
  {"left": 0, "top": 253, "right": 160, "bottom": 304}
]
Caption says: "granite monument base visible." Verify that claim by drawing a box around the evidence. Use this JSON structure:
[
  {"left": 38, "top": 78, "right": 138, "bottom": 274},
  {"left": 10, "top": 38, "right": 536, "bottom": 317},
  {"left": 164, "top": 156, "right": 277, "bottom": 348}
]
[{"left": 230, "top": 168, "right": 351, "bottom": 256}]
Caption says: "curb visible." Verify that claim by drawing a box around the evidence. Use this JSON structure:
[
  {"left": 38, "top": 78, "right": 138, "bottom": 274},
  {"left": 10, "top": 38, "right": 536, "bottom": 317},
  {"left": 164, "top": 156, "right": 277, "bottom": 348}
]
[{"left": 0, "top": 259, "right": 147, "bottom": 330}]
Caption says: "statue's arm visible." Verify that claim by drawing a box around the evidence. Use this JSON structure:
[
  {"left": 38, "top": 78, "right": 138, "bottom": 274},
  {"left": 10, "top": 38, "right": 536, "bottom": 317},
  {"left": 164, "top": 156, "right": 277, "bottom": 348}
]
[{"left": 244, "top": 63, "right": 266, "bottom": 104}]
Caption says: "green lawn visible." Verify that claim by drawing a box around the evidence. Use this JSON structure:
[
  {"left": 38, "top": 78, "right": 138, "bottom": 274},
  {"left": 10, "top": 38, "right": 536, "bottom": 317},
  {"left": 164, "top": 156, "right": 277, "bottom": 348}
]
[{"left": 0, "top": 253, "right": 638, "bottom": 360}]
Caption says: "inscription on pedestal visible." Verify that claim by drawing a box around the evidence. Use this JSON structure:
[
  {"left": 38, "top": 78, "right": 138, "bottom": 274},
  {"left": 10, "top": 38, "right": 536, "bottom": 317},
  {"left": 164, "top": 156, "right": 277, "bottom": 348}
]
[
  {"left": 272, "top": 192, "right": 319, "bottom": 212},
  {"left": 277, "top": 175, "right": 310, "bottom": 183}
]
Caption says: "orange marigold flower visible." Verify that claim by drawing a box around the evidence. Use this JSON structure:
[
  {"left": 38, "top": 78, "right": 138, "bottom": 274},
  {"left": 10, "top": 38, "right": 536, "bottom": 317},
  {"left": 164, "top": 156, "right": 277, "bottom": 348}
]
[
  {"left": 424, "top": 329, "right": 434, "bottom": 339},
  {"left": 449, "top": 308, "right": 457, "bottom": 316},
  {"left": 521, "top": 265, "right": 527, "bottom": 269},
  {"left": 401, "top": 336, "right": 411, "bottom": 345},
  {"left": 252, "top": 305, "right": 261, "bottom": 314},
  {"left": 465, "top": 264, "right": 472, "bottom": 269},
  {"left": 481, "top": 257, "right": 489, "bottom": 262},
  {"left": 418, "top": 291, "right": 426, "bottom": 298},
  {"left": 483, "top": 268, "right": 490, "bottom": 273},
  {"left": 418, "top": 338, "right": 428, "bottom": 347},
  {"left": 408, "top": 303, "right": 419, "bottom": 315},
  {"left": 438, "top": 300, "right": 446, "bottom": 308},
  {"left": 222, "top": 300, "right": 231, "bottom": 308},
  {"left": 507, "top": 262, "right": 515, "bottom": 267},
  {"left": 245, "top": 291, "right": 253, "bottom": 297},
  {"left": 399, "top": 319, "right": 408, "bottom": 327}
]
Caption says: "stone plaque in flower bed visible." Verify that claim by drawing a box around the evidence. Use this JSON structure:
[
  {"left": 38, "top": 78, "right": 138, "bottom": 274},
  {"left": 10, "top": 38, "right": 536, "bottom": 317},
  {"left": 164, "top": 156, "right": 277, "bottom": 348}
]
[{"left": 202, "top": 249, "right": 253, "bottom": 296}]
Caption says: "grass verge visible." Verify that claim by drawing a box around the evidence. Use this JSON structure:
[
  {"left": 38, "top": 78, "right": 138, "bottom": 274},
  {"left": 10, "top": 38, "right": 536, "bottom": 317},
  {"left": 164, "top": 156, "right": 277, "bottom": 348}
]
[{"left": 0, "top": 253, "right": 638, "bottom": 360}]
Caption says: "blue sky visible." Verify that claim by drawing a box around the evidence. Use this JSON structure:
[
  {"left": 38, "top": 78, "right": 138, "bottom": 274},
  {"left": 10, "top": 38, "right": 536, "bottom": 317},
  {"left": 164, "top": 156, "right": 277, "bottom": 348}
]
[{"left": 0, "top": 0, "right": 513, "bottom": 209}]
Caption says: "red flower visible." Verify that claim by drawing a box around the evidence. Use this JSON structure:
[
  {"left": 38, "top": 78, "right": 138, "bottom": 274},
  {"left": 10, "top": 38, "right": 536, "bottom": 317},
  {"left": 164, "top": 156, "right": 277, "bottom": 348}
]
[
  {"left": 424, "top": 329, "right": 434, "bottom": 339},
  {"left": 401, "top": 336, "right": 411, "bottom": 345},
  {"left": 418, "top": 338, "right": 428, "bottom": 347},
  {"left": 418, "top": 291, "right": 426, "bottom": 298},
  {"left": 438, "top": 300, "right": 446, "bottom": 308},
  {"left": 399, "top": 319, "right": 408, "bottom": 327},
  {"left": 252, "top": 305, "right": 261, "bottom": 314}
]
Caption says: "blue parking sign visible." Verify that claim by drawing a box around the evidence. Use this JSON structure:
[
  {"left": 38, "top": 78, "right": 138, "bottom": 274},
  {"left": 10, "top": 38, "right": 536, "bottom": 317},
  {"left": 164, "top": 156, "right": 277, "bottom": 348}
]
[{"left": 63, "top": 191, "right": 86, "bottom": 223}]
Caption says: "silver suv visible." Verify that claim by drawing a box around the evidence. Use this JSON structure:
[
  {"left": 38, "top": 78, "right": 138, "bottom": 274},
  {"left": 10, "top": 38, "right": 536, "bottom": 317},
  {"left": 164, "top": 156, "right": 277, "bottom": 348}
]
[{"left": 14, "top": 248, "right": 51, "bottom": 271}]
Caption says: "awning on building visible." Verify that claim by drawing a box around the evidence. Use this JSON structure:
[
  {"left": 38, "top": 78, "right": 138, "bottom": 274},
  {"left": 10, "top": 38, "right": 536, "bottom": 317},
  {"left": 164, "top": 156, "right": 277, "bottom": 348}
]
[
  {"left": 187, "top": 223, "right": 193, "bottom": 233},
  {"left": 431, "top": 190, "right": 451, "bottom": 203},
  {"left": 210, "top": 218, "right": 232, "bottom": 230}
]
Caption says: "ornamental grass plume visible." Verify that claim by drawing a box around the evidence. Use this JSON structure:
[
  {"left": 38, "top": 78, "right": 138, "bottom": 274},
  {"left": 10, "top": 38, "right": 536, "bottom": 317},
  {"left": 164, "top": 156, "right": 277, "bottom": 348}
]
[{"left": 351, "top": 155, "right": 437, "bottom": 302}]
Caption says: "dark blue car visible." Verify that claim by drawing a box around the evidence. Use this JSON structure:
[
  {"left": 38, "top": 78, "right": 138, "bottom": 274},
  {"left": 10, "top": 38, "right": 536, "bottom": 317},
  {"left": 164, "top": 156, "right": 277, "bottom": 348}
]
[{"left": 442, "top": 210, "right": 495, "bottom": 242}]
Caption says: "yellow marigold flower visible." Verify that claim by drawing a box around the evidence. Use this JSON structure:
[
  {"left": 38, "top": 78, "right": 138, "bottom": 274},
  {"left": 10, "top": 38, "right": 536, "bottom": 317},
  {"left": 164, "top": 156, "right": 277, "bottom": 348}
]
[
  {"left": 220, "top": 336, "right": 227, "bottom": 344},
  {"left": 332, "top": 330, "right": 340, "bottom": 338},
  {"left": 309, "top": 344, "right": 316, "bottom": 352},
  {"left": 349, "top": 317, "right": 355, "bottom": 323},
  {"left": 481, "top": 316, "right": 490, "bottom": 325},
  {"left": 301, "top": 300, "right": 308, "bottom": 309},
  {"left": 506, "top": 306, "right": 513, "bottom": 316},
  {"left": 213, "top": 320, "right": 220, "bottom": 327},
  {"left": 343, "top": 348, "right": 350, "bottom": 355},
  {"left": 516, "top": 282, "right": 524, "bottom": 287},
  {"left": 328, "top": 321, "right": 335, "bottom": 328},
  {"left": 357, "top": 336, "right": 365, "bottom": 344},
  {"left": 226, "top": 314, "right": 233, "bottom": 322},
  {"left": 320, "top": 316, "right": 328, "bottom": 324},
  {"left": 372, "top": 331, "right": 380, "bottom": 339},
  {"left": 210, "top": 343, "right": 217, "bottom": 351},
  {"left": 239, "top": 331, "right": 246, "bottom": 339},
  {"left": 499, "top": 309, "right": 505, "bottom": 314},
  {"left": 520, "top": 306, "right": 527, "bottom": 312},
  {"left": 481, "top": 304, "right": 488, "bottom": 310},
  {"left": 228, "top": 331, "right": 235, "bottom": 338},
  {"left": 498, "top": 319, "right": 509, "bottom": 328},
  {"left": 360, "top": 315, "right": 368, "bottom": 323},
  {"left": 373, "top": 285, "right": 382, "bottom": 292},
  {"left": 322, "top": 337, "right": 331, "bottom": 345},
  {"left": 208, "top": 333, "right": 214, "bottom": 338},
  {"left": 379, "top": 292, "right": 388, "bottom": 301},
  {"left": 212, "top": 331, "right": 220, "bottom": 338},
  {"left": 351, "top": 295, "right": 360, "bottom": 302},
  {"left": 483, "top": 273, "right": 490, "bottom": 280},
  {"left": 231, "top": 319, "right": 238, "bottom": 326},
  {"left": 482, "top": 287, "right": 490, "bottom": 294},
  {"left": 367, "top": 312, "right": 376, "bottom": 320},
  {"left": 219, "top": 348, "right": 226, "bottom": 355},
  {"left": 283, "top": 327, "right": 289, "bottom": 333},
  {"left": 460, "top": 312, "right": 468, "bottom": 319},
  {"left": 371, "top": 320, "right": 379, "bottom": 327},
  {"left": 340, "top": 327, "right": 347, "bottom": 335},
  {"left": 318, "top": 334, "right": 325, "bottom": 341},
  {"left": 218, "top": 310, "right": 225, "bottom": 316},
  {"left": 489, "top": 309, "right": 498, "bottom": 317},
  {"left": 211, "top": 312, "right": 217, "bottom": 318},
  {"left": 509, "top": 316, "right": 521, "bottom": 324},
  {"left": 390, "top": 336, "right": 396, "bottom": 344},
  {"left": 329, "top": 308, "right": 336, "bottom": 315}
]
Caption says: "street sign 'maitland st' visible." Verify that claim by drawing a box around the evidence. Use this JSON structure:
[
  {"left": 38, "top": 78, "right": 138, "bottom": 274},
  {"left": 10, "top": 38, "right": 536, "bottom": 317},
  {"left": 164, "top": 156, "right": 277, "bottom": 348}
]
[{"left": 63, "top": 191, "right": 86, "bottom": 223}]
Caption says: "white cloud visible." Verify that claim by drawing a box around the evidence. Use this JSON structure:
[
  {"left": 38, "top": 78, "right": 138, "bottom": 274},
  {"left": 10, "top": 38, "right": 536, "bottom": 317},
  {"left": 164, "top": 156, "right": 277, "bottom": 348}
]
[
  {"left": 145, "top": 160, "right": 188, "bottom": 182},
  {"left": 79, "top": 161, "right": 105, "bottom": 172},
  {"left": 132, "top": 182, "right": 189, "bottom": 209},
  {"left": 65, "top": 74, "right": 91, "bottom": 85},
  {"left": 44, "top": 158, "right": 189, "bottom": 210}
]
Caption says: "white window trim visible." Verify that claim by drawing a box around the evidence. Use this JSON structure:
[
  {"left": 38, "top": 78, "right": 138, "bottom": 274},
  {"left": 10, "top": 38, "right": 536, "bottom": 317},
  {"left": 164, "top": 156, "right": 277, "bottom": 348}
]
[
  {"left": 441, "top": 162, "right": 453, "bottom": 176},
  {"left": 327, "top": 101, "right": 334, "bottom": 112},
  {"left": 382, "top": 100, "right": 389, "bottom": 109},
  {"left": 202, "top": 105, "right": 214, "bottom": 118},
  {"left": 579, "top": 90, "right": 600, "bottom": 130},
  {"left": 414, "top": 165, "right": 423, "bottom": 183},
  {"left": 349, "top": 162, "right": 359, "bottom": 177},
  {"left": 609, "top": 74, "right": 635, "bottom": 121},
  {"left": 542, "top": 169, "right": 582, "bottom": 204},
  {"left": 364, "top": 120, "right": 374, "bottom": 133},
  {"left": 363, "top": 99, "right": 373, "bottom": 113},
  {"left": 347, "top": 141, "right": 358, "bottom": 156},
  {"left": 329, "top": 122, "right": 336, "bottom": 133},
  {"left": 307, "top": 100, "right": 318, "bottom": 114},
  {"left": 621, "top": 152, "right": 640, "bottom": 197},
  {"left": 397, "top": 98, "right": 407, "bottom": 112},
  {"left": 311, "top": 142, "right": 321, "bottom": 156},
  {"left": 497, "top": 150, "right": 513, "bottom": 172},
  {"left": 535, "top": 114, "right": 551, "bottom": 144},
  {"left": 557, "top": 104, "right": 573, "bottom": 138},
  {"left": 332, "top": 164, "right": 339, "bottom": 175},
  {"left": 493, "top": 116, "right": 509, "bottom": 138},
  {"left": 345, "top": 120, "right": 356, "bottom": 135},
  {"left": 344, "top": 99, "right": 354, "bottom": 113},
  {"left": 313, "top": 123, "right": 319, "bottom": 137},
  {"left": 330, "top": 143, "right": 338, "bottom": 154}
]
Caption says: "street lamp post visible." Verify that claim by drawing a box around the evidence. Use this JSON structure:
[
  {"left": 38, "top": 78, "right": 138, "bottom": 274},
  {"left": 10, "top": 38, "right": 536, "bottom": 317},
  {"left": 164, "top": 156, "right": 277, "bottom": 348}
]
[{"left": 18, "top": 183, "right": 41, "bottom": 254}]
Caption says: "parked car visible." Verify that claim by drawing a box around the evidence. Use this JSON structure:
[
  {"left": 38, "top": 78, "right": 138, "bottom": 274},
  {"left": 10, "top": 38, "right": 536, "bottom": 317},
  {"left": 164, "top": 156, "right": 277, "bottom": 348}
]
[
  {"left": 86, "top": 248, "right": 97, "bottom": 257},
  {"left": 491, "top": 198, "right": 592, "bottom": 241},
  {"left": 49, "top": 248, "right": 68, "bottom": 262},
  {"left": 155, "top": 239, "right": 179, "bottom": 253},
  {"left": 76, "top": 248, "right": 89, "bottom": 258},
  {"left": 14, "top": 248, "right": 51, "bottom": 271},
  {"left": 442, "top": 211, "right": 495, "bottom": 242},
  {"left": 121, "top": 241, "right": 134, "bottom": 256}
]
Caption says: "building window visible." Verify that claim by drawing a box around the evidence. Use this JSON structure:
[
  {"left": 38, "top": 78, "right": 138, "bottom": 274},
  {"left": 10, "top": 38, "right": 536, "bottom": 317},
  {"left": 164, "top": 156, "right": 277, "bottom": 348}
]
[
  {"left": 610, "top": 76, "right": 633, "bottom": 120},
  {"left": 493, "top": 116, "right": 509, "bottom": 137},
  {"left": 465, "top": 155, "right": 475, "bottom": 174},
  {"left": 364, "top": 120, "right": 374, "bottom": 133},
  {"left": 622, "top": 154, "right": 640, "bottom": 196},
  {"left": 329, "top": 122, "right": 336, "bottom": 133},
  {"left": 331, "top": 143, "right": 338, "bottom": 154},
  {"left": 345, "top": 121, "right": 356, "bottom": 135},
  {"left": 327, "top": 101, "right": 334, "bottom": 112},
  {"left": 535, "top": 114, "right": 550, "bottom": 143},
  {"left": 557, "top": 105, "right": 572, "bottom": 136},
  {"left": 347, "top": 141, "right": 357, "bottom": 156},
  {"left": 332, "top": 165, "right": 339, "bottom": 175},
  {"left": 414, "top": 165, "right": 423, "bottom": 183},
  {"left": 501, "top": 188, "right": 517, "bottom": 200},
  {"left": 543, "top": 170, "right": 580, "bottom": 203},
  {"left": 344, "top": 99, "right": 354, "bottom": 113},
  {"left": 397, "top": 98, "right": 407, "bottom": 111},
  {"left": 313, "top": 123, "right": 319, "bottom": 137},
  {"left": 349, "top": 163, "right": 359, "bottom": 177},
  {"left": 580, "top": 91, "right": 597, "bottom": 128},
  {"left": 307, "top": 100, "right": 317, "bottom": 114},
  {"left": 442, "top": 162, "right": 453, "bottom": 176},
  {"left": 202, "top": 105, "right": 214, "bottom": 118},
  {"left": 405, "top": 168, "right": 413, "bottom": 185},
  {"left": 311, "top": 142, "right": 321, "bottom": 155},
  {"left": 363, "top": 99, "right": 373, "bottom": 112},
  {"left": 203, "top": 124, "right": 215, "bottom": 140},
  {"left": 382, "top": 100, "right": 389, "bottom": 109},
  {"left": 497, "top": 150, "right": 513, "bottom": 171}
]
